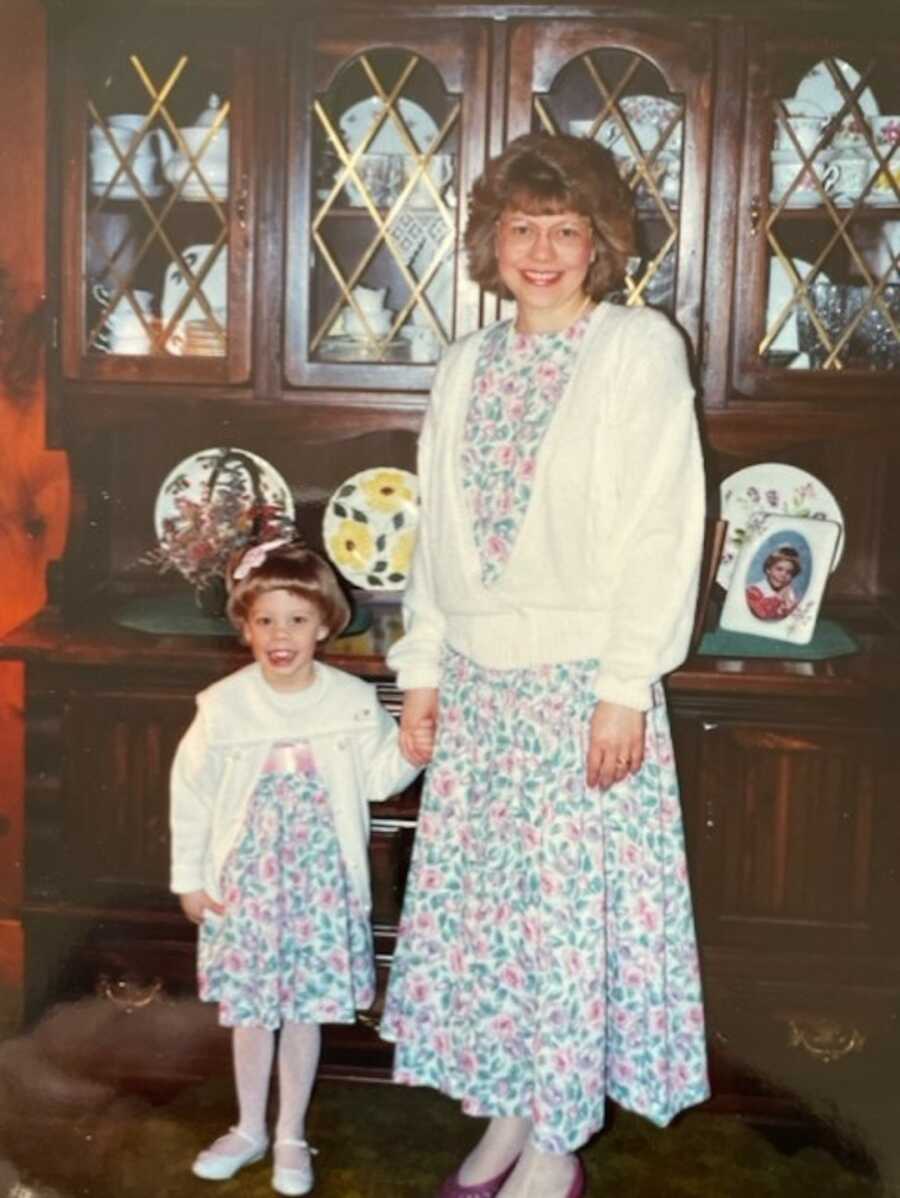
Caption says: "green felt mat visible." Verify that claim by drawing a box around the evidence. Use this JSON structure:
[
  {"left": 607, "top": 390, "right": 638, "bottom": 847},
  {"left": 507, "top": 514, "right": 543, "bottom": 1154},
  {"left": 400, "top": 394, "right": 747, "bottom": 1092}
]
[
  {"left": 698, "top": 617, "right": 859, "bottom": 660},
  {"left": 113, "top": 594, "right": 372, "bottom": 639}
]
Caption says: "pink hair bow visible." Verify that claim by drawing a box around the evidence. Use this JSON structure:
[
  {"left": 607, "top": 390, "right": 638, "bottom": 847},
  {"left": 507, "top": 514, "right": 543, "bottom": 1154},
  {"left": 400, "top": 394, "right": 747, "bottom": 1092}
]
[{"left": 232, "top": 537, "right": 291, "bottom": 581}]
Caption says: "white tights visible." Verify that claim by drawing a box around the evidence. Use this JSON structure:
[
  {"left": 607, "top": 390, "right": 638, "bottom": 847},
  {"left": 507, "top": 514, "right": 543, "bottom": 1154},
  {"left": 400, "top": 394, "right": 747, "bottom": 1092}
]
[
  {"left": 458, "top": 1117, "right": 578, "bottom": 1198},
  {"left": 209, "top": 1022, "right": 321, "bottom": 1169}
]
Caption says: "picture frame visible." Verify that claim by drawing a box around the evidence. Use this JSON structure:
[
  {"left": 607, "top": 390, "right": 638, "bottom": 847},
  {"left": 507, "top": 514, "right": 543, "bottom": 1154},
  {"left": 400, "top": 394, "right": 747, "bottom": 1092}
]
[{"left": 718, "top": 513, "right": 843, "bottom": 645}]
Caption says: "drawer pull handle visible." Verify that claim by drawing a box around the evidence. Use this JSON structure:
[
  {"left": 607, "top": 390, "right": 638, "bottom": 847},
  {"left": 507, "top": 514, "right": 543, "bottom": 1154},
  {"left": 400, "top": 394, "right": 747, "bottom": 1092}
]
[
  {"left": 787, "top": 1016, "right": 866, "bottom": 1064},
  {"left": 97, "top": 975, "right": 165, "bottom": 1013}
]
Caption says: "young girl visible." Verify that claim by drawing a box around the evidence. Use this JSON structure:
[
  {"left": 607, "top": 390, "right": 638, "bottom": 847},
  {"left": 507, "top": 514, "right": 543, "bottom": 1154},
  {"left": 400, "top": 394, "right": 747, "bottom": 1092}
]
[
  {"left": 746, "top": 545, "right": 802, "bottom": 621},
  {"left": 170, "top": 542, "right": 423, "bottom": 1195}
]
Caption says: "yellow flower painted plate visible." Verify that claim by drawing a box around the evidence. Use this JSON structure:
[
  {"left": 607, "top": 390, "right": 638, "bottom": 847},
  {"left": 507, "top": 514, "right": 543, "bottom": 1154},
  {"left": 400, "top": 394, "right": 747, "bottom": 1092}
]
[{"left": 322, "top": 467, "right": 420, "bottom": 590}]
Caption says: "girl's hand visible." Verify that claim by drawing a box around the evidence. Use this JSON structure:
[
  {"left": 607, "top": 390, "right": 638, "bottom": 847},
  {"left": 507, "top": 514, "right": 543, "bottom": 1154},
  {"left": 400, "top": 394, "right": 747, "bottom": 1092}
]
[
  {"left": 179, "top": 890, "right": 225, "bottom": 925},
  {"left": 587, "top": 701, "right": 646, "bottom": 791},
  {"left": 400, "top": 688, "right": 439, "bottom": 766}
]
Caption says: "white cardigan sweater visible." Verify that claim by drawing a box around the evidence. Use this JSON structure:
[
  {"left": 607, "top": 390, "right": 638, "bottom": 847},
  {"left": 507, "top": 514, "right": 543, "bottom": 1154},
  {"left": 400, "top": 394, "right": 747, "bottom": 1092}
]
[
  {"left": 170, "top": 662, "right": 419, "bottom": 910},
  {"left": 387, "top": 303, "right": 705, "bottom": 712}
]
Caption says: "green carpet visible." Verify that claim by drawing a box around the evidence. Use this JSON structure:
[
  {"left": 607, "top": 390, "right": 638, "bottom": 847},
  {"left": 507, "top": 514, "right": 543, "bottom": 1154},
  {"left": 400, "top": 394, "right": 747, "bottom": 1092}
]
[{"left": 0, "top": 1037, "right": 884, "bottom": 1198}]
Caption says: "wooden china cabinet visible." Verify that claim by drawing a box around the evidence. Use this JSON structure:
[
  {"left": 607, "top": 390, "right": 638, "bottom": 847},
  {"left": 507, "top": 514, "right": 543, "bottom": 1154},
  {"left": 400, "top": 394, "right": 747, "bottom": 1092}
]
[{"left": 2, "top": 0, "right": 899, "bottom": 1167}]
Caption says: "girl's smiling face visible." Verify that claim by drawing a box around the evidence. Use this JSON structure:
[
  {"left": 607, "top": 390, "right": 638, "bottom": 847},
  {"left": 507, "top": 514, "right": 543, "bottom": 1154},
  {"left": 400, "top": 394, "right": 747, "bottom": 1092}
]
[
  {"left": 766, "top": 559, "right": 796, "bottom": 592},
  {"left": 495, "top": 207, "right": 594, "bottom": 333},
  {"left": 242, "top": 588, "right": 328, "bottom": 692}
]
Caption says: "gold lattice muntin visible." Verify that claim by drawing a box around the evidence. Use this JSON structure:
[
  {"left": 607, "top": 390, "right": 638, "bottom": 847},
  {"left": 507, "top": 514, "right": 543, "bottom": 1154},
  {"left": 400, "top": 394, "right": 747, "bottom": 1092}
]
[
  {"left": 311, "top": 53, "right": 458, "bottom": 361},
  {"left": 86, "top": 54, "right": 229, "bottom": 357},
  {"left": 762, "top": 59, "right": 899, "bottom": 371},
  {"left": 534, "top": 50, "right": 684, "bottom": 311}
]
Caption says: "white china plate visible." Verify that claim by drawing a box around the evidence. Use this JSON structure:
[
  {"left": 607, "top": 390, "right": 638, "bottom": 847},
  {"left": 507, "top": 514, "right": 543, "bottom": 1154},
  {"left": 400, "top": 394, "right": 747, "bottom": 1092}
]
[
  {"left": 794, "top": 58, "right": 879, "bottom": 119},
  {"left": 339, "top": 96, "right": 438, "bottom": 157},
  {"left": 91, "top": 181, "right": 165, "bottom": 200},
  {"left": 153, "top": 447, "right": 295, "bottom": 580},
  {"left": 776, "top": 97, "right": 826, "bottom": 119},
  {"left": 175, "top": 181, "right": 228, "bottom": 202},
  {"left": 161, "top": 244, "right": 228, "bottom": 355},
  {"left": 596, "top": 95, "right": 683, "bottom": 159},
  {"left": 322, "top": 467, "right": 419, "bottom": 590},
  {"left": 717, "top": 462, "right": 844, "bottom": 589}
]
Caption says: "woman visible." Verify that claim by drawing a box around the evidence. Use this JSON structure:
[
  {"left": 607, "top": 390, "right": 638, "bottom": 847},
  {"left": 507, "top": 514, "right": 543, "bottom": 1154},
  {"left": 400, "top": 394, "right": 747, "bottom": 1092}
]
[{"left": 382, "top": 133, "right": 709, "bottom": 1198}]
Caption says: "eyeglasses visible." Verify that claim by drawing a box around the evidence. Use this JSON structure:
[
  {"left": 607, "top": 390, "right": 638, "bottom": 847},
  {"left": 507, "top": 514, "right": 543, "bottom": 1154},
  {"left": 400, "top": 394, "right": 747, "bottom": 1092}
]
[{"left": 496, "top": 215, "right": 594, "bottom": 253}]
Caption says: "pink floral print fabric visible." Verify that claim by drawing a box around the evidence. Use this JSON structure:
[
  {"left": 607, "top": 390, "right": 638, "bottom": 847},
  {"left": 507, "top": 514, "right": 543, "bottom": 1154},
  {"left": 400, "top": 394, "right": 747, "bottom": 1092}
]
[
  {"left": 461, "top": 313, "right": 590, "bottom": 585},
  {"left": 198, "top": 741, "right": 375, "bottom": 1029},
  {"left": 382, "top": 650, "right": 709, "bottom": 1152}
]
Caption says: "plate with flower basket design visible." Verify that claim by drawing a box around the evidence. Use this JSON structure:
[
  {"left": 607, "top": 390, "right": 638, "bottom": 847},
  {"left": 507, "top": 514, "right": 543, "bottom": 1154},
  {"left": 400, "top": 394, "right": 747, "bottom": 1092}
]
[
  {"left": 323, "top": 467, "right": 420, "bottom": 590},
  {"left": 153, "top": 447, "right": 295, "bottom": 583},
  {"left": 717, "top": 462, "right": 844, "bottom": 590}
]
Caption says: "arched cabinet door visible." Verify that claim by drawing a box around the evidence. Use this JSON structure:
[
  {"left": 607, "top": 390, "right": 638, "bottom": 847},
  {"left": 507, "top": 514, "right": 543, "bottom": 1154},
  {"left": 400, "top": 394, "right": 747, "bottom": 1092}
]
[
  {"left": 60, "top": 7, "right": 257, "bottom": 385},
  {"left": 284, "top": 17, "right": 489, "bottom": 393},
  {"left": 732, "top": 27, "right": 900, "bottom": 399},
  {"left": 504, "top": 18, "right": 715, "bottom": 357}
]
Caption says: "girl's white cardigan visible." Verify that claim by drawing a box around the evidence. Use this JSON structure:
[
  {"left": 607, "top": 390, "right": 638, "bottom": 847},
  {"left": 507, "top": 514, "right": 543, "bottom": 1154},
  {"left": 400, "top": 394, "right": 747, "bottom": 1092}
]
[
  {"left": 387, "top": 303, "right": 706, "bottom": 712},
  {"left": 170, "top": 661, "right": 419, "bottom": 910}
]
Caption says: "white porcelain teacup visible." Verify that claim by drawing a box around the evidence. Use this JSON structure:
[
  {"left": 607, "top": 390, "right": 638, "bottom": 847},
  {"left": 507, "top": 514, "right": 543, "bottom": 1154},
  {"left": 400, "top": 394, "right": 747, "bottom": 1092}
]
[
  {"left": 774, "top": 114, "right": 826, "bottom": 158},
  {"left": 872, "top": 115, "right": 900, "bottom": 155},
  {"left": 345, "top": 307, "right": 392, "bottom": 338},
  {"left": 770, "top": 156, "right": 839, "bottom": 205},
  {"left": 90, "top": 147, "right": 156, "bottom": 193},
  {"left": 170, "top": 125, "right": 230, "bottom": 185},
  {"left": 832, "top": 152, "right": 875, "bottom": 204},
  {"left": 351, "top": 285, "right": 388, "bottom": 313},
  {"left": 404, "top": 154, "right": 454, "bottom": 206}
]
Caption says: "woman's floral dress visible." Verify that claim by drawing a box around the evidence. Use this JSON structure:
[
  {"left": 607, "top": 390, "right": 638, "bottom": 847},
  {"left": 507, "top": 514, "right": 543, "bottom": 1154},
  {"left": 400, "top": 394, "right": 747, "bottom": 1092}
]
[
  {"left": 381, "top": 315, "right": 709, "bottom": 1153},
  {"left": 198, "top": 741, "right": 375, "bottom": 1029}
]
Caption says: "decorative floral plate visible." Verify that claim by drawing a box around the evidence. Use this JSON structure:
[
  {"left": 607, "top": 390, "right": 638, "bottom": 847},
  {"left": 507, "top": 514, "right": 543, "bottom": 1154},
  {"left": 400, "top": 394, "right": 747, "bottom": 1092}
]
[
  {"left": 322, "top": 467, "right": 419, "bottom": 590},
  {"left": 153, "top": 447, "right": 295, "bottom": 582},
  {"left": 595, "top": 95, "right": 683, "bottom": 160},
  {"left": 794, "top": 58, "right": 879, "bottom": 119},
  {"left": 339, "top": 96, "right": 438, "bottom": 156},
  {"left": 717, "top": 462, "right": 844, "bottom": 589}
]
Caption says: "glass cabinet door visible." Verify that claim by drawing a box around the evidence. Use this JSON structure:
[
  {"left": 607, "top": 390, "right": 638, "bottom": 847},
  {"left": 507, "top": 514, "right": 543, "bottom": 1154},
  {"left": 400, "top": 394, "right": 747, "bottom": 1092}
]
[
  {"left": 284, "top": 19, "right": 489, "bottom": 390},
  {"left": 61, "top": 13, "right": 256, "bottom": 384},
  {"left": 505, "top": 18, "right": 715, "bottom": 354},
  {"left": 733, "top": 34, "right": 899, "bottom": 397}
]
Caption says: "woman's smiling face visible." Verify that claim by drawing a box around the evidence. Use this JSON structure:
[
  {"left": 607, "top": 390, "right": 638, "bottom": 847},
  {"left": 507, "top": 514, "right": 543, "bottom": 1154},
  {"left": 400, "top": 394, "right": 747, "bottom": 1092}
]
[{"left": 495, "top": 207, "right": 594, "bottom": 333}]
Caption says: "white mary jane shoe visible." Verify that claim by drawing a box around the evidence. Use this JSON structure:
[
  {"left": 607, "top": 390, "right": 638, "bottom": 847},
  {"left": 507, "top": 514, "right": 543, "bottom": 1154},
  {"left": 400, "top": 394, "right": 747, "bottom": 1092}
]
[
  {"left": 272, "top": 1138, "right": 317, "bottom": 1196},
  {"left": 191, "top": 1126, "right": 268, "bottom": 1180}
]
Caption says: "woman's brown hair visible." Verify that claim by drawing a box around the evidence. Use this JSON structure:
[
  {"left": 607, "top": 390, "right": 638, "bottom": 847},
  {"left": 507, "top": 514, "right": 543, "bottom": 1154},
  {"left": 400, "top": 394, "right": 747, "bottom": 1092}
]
[
  {"left": 227, "top": 543, "right": 351, "bottom": 639},
  {"left": 465, "top": 132, "right": 636, "bottom": 302}
]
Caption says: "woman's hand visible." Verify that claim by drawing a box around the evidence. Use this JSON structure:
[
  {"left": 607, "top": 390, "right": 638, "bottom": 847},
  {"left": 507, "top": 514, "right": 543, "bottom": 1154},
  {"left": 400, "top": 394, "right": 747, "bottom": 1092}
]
[
  {"left": 179, "top": 890, "right": 224, "bottom": 925},
  {"left": 587, "top": 701, "right": 646, "bottom": 790},
  {"left": 399, "top": 687, "right": 439, "bottom": 767}
]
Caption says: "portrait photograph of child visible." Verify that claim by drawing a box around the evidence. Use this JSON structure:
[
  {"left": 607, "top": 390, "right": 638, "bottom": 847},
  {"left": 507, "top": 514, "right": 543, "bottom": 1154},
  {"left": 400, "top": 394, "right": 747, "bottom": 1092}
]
[{"left": 719, "top": 514, "right": 842, "bottom": 645}]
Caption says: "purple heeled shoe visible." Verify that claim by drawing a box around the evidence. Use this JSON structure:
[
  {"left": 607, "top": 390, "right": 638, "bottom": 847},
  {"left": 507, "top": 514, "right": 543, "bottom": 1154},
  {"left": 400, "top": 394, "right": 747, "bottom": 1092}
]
[
  {"left": 565, "top": 1155, "right": 586, "bottom": 1198},
  {"left": 436, "top": 1159, "right": 517, "bottom": 1198}
]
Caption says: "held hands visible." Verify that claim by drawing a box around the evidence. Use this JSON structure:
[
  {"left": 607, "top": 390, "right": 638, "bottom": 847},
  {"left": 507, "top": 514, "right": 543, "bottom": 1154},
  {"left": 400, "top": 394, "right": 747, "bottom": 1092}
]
[
  {"left": 179, "top": 890, "right": 225, "bottom": 925},
  {"left": 587, "top": 700, "right": 646, "bottom": 791},
  {"left": 399, "top": 687, "right": 439, "bottom": 767}
]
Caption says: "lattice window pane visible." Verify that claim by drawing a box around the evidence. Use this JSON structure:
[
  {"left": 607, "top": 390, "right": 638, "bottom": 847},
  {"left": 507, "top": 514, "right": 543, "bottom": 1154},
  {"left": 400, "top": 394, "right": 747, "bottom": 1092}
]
[
  {"left": 310, "top": 49, "right": 460, "bottom": 365},
  {"left": 85, "top": 51, "right": 230, "bottom": 358}
]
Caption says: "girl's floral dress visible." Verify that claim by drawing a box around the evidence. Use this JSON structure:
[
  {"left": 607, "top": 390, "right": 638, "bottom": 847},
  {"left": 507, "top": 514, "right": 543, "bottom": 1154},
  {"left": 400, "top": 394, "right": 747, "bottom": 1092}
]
[
  {"left": 382, "top": 314, "right": 709, "bottom": 1153},
  {"left": 198, "top": 741, "right": 375, "bottom": 1029}
]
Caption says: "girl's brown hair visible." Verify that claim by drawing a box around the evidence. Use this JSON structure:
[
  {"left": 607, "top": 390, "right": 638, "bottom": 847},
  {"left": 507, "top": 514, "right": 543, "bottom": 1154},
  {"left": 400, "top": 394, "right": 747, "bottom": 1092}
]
[
  {"left": 465, "top": 133, "right": 636, "bottom": 302},
  {"left": 763, "top": 546, "right": 803, "bottom": 578},
  {"left": 227, "top": 543, "right": 351, "bottom": 639}
]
